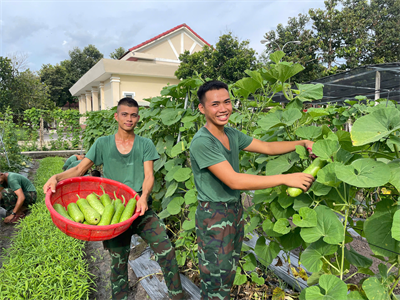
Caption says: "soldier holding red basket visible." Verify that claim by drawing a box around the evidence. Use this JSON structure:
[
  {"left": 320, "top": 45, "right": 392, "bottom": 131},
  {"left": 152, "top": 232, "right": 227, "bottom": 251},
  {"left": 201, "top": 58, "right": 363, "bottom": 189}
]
[{"left": 43, "top": 98, "right": 184, "bottom": 300}]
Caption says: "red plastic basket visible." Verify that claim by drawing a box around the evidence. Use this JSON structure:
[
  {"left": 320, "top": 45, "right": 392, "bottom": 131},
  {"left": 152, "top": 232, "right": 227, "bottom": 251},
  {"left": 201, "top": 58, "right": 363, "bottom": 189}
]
[{"left": 45, "top": 176, "right": 141, "bottom": 241}]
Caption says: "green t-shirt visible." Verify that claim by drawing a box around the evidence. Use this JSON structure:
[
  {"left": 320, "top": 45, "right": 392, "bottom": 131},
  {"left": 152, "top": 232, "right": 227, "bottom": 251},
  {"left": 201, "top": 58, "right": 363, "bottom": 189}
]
[
  {"left": 63, "top": 155, "right": 78, "bottom": 171},
  {"left": 85, "top": 134, "right": 159, "bottom": 192},
  {"left": 190, "top": 127, "right": 253, "bottom": 203},
  {"left": 67, "top": 159, "right": 82, "bottom": 170},
  {"left": 0, "top": 172, "right": 36, "bottom": 192}
]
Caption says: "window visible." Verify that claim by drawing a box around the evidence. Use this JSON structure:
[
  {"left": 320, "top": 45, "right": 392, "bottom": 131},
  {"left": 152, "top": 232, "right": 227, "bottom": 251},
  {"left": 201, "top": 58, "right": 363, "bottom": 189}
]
[{"left": 123, "top": 91, "right": 135, "bottom": 98}]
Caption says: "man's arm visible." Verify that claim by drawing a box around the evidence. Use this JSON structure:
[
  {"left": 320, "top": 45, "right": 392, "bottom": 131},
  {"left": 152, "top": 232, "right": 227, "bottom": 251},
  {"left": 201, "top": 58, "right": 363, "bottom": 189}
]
[
  {"left": 244, "top": 139, "right": 314, "bottom": 156},
  {"left": 136, "top": 160, "right": 154, "bottom": 216},
  {"left": 3, "top": 188, "right": 25, "bottom": 223},
  {"left": 208, "top": 160, "right": 314, "bottom": 191},
  {"left": 43, "top": 158, "right": 94, "bottom": 193}
]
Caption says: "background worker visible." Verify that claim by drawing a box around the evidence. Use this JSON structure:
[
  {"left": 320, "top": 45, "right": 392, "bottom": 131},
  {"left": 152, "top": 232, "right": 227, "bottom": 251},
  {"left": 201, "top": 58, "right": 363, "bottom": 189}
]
[
  {"left": 43, "top": 98, "right": 184, "bottom": 300},
  {"left": 190, "top": 80, "right": 315, "bottom": 300},
  {"left": 0, "top": 171, "right": 37, "bottom": 224},
  {"left": 62, "top": 154, "right": 85, "bottom": 171}
]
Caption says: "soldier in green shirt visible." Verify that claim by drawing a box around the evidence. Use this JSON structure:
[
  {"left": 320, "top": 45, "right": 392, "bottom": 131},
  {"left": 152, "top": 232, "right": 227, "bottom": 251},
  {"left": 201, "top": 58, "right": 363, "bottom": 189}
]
[
  {"left": 62, "top": 154, "right": 85, "bottom": 171},
  {"left": 190, "top": 80, "right": 315, "bottom": 300},
  {"left": 0, "top": 172, "right": 37, "bottom": 224},
  {"left": 43, "top": 98, "right": 184, "bottom": 300}
]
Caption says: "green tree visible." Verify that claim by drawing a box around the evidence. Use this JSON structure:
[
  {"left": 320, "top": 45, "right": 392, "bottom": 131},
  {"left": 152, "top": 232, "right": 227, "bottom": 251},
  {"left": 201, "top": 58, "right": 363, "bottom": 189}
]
[
  {"left": 309, "top": 0, "right": 342, "bottom": 71},
  {"left": 369, "top": 0, "right": 400, "bottom": 63},
  {"left": 110, "top": 47, "right": 126, "bottom": 59},
  {"left": 175, "top": 32, "right": 258, "bottom": 83},
  {"left": 262, "top": 14, "right": 324, "bottom": 82},
  {"left": 64, "top": 44, "right": 104, "bottom": 84},
  {"left": 13, "top": 70, "right": 55, "bottom": 112},
  {"left": 40, "top": 63, "right": 73, "bottom": 107},
  {"left": 0, "top": 57, "right": 15, "bottom": 111}
]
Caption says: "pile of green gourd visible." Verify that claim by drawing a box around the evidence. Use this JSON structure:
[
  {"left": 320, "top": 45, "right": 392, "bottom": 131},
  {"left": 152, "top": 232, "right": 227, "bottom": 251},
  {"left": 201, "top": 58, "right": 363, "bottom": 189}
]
[{"left": 53, "top": 186, "right": 137, "bottom": 226}]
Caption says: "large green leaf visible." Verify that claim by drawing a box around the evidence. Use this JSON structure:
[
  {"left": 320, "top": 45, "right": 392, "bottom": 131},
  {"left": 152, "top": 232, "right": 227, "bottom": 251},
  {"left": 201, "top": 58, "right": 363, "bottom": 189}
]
[
  {"left": 170, "top": 141, "right": 186, "bottom": 157},
  {"left": 300, "top": 205, "right": 344, "bottom": 244},
  {"left": 234, "top": 77, "right": 262, "bottom": 99},
  {"left": 351, "top": 107, "right": 400, "bottom": 146},
  {"left": 282, "top": 108, "right": 303, "bottom": 126},
  {"left": 265, "top": 152, "right": 299, "bottom": 175},
  {"left": 295, "top": 83, "right": 324, "bottom": 102},
  {"left": 270, "top": 200, "right": 295, "bottom": 220},
  {"left": 273, "top": 218, "right": 291, "bottom": 235},
  {"left": 278, "top": 191, "right": 294, "bottom": 208},
  {"left": 305, "top": 274, "right": 347, "bottom": 300},
  {"left": 254, "top": 237, "right": 281, "bottom": 267},
  {"left": 364, "top": 199, "right": 400, "bottom": 258},
  {"left": 392, "top": 210, "right": 400, "bottom": 241},
  {"left": 293, "top": 207, "right": 317, "bottom": 227},
  {"left": 167, "top": 197, "right": 184, "bottom": 215},
  {"left": 270, "top": 51, "right": 285, "bottom": 64},
  {"left": 335, "top": 158, "right": 391, "bottom": 188},
  {"left": 307, "top": 107, "right": 330, "bottom": 119},
  {"left": 182, "top": 219, "right": 195, "bottom": 230},
  {"left": 184, "top": 189, "right": 197, "bottom": 205},
  {"left": 165, "top": 181, "right": 178, "bottom": 198},
  {"left": 312, "top": 139, "right": 340, "bottom": 161},
  {"left": 245, "top": 216, "right": 261, "bottom": 235},
  {"left": 154, "top": 154, "right": 167, "bottom": 172},
  {"left": 295, "top": 126, "right": 322, "bottom": 140},
  {"left": 262, "top": 219, "right": 282, "bottom": 237},
  {"left": 242, "top": 253, "right": 257, "bottom": 272},
  {"left": 278, "top": 227, "right": 303, "bottom": 251},
  {"left": 362, "top": 277, "right": 389, "bottom": 300},
  {"left": 257, "top": 113, "right": 283, "bottom": 131},
  {"left": 173, "top": 168, "right": 192, "bottom": 182},
  {"left": 388, "top": 160, "right": 400, "bottom": 193},
  {"left": 252, "top": 189, "right": 275, "bottom": 204},
  {"left": 233, "top": 267, "right": 247, "bottom": 286},
  {"left": 160, "top": 108, "right": 184, "bottom": 126},
  {"left": 344, "top": 245, "right": 373, "bottom": 268},
  {"left": 301, "top": 239, "right": 337, "bottom": 273},
  {"left": 316, "top": 162, "right": 342, "bottom": 187},
  {"left": 276, "top": 63, "right": 305, "bottom": 83},
  {"left": 165, "top": 166, "right": 181, "bottom": 182}
]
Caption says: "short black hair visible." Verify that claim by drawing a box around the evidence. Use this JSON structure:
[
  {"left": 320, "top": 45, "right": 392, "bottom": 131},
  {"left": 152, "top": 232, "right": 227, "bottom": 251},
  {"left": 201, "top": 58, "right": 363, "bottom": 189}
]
[
  {"left": 197, "top": 80, "right": 229, "bottom": 104},
  {"left": 90, "top": 170, "right": 101, "bottom": 177},
  {"left": 117, "top": 98, "right": 139, "bottom": 112}
]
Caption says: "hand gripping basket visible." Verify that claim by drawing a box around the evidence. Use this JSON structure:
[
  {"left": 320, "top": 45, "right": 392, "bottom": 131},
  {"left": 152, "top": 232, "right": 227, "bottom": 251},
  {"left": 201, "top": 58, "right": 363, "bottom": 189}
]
[{"left": 45, "top": 176, "right": 140, "bottom": 241}]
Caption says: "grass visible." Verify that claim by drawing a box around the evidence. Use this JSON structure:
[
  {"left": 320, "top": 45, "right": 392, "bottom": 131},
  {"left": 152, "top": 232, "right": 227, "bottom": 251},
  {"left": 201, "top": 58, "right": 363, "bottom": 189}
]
[{"left": 0, "top": 157, "right": 94, "bottom": 300}]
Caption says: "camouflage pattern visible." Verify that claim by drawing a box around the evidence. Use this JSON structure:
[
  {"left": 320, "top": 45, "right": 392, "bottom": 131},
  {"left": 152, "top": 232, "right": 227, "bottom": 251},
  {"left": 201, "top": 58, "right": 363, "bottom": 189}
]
[
  {"left": 0, "top": 188, "right": 37, "bottom": 212},
  {"left": 103, "top": 197, "right": 184, "bottom": 300},
  {"left": 195, "top": 200, "right": 244, "bottom": 300}
]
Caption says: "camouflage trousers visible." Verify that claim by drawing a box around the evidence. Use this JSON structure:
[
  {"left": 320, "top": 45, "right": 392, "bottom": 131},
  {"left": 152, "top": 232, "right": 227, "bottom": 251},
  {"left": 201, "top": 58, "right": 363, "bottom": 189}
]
[
  {"left": 195, "top": 200, "right": 244, "bottom": 300},
  {"left": 103, "top": 200, "right": 183, "bottom": 300},
  {"left": 0, "top": 188, "right": 37, "bottom": 212}
]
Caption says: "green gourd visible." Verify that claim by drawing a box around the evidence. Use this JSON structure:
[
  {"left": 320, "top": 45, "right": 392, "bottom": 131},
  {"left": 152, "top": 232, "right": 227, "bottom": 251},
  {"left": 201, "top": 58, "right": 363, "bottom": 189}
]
[
  {"left": 67, "top": 202, "right": 84, "bottom": 223},
  {"left": 76, "top": 195, "right": 101, "bottom": 225},
  {"left": 54, "top": 203, "right": 73, "bottom": 221},
  {"left": 99, "top": 186, "right": 112, "bottom": 207},
  {"left": 113, "top": 192, "right": 123, "bottom": 209},
  {"left": 110, "top": 203, "right": 125, "bottom": 225},
  {"left": 86, "top": 193, "right": 105, "bottom": 215},
  {"left": 119, "top": 198, "right": 137, "bottom": 223},
  {"left": 97, "top": 204, "right": 115, "bottom": 226},
  {"left": 287, "top": 157, "right": 326, "bottom": 197}
]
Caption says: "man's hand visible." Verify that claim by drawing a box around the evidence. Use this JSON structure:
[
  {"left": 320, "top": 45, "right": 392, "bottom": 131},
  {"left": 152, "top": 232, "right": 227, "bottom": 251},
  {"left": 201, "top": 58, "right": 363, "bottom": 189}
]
[
  {"left": 4, "top": 214, "right": 14, "bottom": 223},
  {"left": 135, "top": 196, "right": 148, "bottom": 216},
  {"left": 43, "top": 176, "right": 58, "bottom": 194},
  {"left": 284, "top": 172, "right": 315, "bottom": 192}
]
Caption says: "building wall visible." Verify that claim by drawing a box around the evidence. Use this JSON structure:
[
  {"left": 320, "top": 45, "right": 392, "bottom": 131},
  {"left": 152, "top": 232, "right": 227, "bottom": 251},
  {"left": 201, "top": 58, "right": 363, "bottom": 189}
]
[{"left": 119, "top": 75, "right": 180, "bottom": 103}]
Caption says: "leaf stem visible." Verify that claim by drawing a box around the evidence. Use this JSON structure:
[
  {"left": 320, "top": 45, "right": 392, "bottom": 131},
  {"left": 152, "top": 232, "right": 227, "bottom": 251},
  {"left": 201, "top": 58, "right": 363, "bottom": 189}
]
[
  {"left": 340, "top": 200, "right": 350, "bottom": 280},
  {"left": 393, "top": 144, "right": 400, "bottom": 159},
  {"left": 322, "top": 257, "right": 341, "bottom": 273}
]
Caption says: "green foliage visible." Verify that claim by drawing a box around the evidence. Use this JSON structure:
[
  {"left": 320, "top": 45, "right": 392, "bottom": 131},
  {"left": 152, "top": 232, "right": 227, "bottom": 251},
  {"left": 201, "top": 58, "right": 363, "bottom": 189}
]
[
  {"left": 0, "top": 57, "right": 15, "bottom": 112},
  {"left": 175, "top": 32, "right": 259, "bottom": 83},
  {"left": 109, "top": 47, "right": 126, "bottom": 60},
  {"left": 0, "top": 157, "right": 93, "bottom": 299}
]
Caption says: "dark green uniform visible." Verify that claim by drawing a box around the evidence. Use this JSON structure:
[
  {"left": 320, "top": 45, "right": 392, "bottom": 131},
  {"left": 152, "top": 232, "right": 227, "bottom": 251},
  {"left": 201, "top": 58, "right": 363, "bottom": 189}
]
[
  {"left": 86, "top": 134, "right": 183, "bottom": 300},
  {"left": 0, "top": 172, "right": 37, "bottom": 212},
  {"left": 190, "top": 127, "right": 253, "bottom": 300},
  {"left": 62, "top": 155, "right": 78, "bottom": 171}
]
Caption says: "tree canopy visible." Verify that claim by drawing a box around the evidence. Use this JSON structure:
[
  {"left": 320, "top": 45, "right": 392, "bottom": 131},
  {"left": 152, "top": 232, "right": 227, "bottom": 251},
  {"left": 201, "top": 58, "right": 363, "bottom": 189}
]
[
  {"left": 263, "top": 0, "right": 400, "bottom": 82},
  {"left": 110, "top": 47, "right": 126, "bottom": 60},
  {"left": 175, "top": 32, "right": 259, "bottom": 83}
]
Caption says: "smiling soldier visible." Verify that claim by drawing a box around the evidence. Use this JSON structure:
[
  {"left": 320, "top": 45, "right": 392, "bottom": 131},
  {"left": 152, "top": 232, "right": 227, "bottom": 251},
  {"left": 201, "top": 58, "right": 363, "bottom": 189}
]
[
  {"left": 44, "top": 97, "right": 184, "bottom": 300},
  {"left": 190, "top": 80, "right": 315, "bottom": 300}
]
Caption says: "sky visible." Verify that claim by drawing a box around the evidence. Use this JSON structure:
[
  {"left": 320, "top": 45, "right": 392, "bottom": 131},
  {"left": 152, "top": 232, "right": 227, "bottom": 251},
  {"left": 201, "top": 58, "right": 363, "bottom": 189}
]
[{"left": 1, "top": 0, "right": 326, "bottom": 72}]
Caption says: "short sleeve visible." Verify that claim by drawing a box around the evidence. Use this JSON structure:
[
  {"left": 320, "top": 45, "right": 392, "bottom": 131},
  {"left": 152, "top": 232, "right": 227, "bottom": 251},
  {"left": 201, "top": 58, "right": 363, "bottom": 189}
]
[
  {"left": 143, "top": 138, "right": 160, "bottom": 162},
  {"left": 8, "top": 178, "right": 21, "bottom": 191},
  {"left": 190, "top": 137, "right": 227, "bottom": 169},
  {"left": 85, "top": 138, "right": 104, "bottom": 166},
  {"left": 237, "top": 130, "right": 253, "bottom": 150},
  {"left": 63, "top": 155, "right": 77, "bottom": 171}
]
